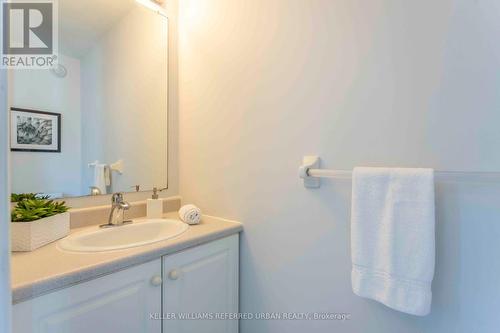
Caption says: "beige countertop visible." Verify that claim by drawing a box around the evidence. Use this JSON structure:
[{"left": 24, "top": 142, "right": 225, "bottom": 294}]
[{"left": 11, "top": 212, "right": 243, "bottom": 304}]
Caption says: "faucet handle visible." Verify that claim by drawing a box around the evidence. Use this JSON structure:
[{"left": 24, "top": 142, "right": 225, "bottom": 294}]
[{"left": 111, "top": 192, "right": 124, "bottom": 204}]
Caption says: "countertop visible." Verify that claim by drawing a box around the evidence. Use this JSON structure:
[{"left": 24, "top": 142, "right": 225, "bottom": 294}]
[{"left": 11, "top": 212, "right": 243, "bottom": 304}]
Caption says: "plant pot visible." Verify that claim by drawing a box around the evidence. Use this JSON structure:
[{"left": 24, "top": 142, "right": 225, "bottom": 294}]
[{"left": 11, "top": 212, "right": 70, "bottom": 252}]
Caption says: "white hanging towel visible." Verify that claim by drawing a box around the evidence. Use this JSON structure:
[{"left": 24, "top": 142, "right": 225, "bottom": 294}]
[
  {"left": 351, "top": 167, "right": 435, "bottom": 316},
  {"left": 93, "top": 164, "right": 109, "bottom": 195},
  {"left": 104, "top": 166, "right": 111, "bottom": 186}
]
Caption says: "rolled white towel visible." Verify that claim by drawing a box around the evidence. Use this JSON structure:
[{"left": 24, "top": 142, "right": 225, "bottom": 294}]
[{"left": 178, "top": 204, "right": 202, "bottom": 225}]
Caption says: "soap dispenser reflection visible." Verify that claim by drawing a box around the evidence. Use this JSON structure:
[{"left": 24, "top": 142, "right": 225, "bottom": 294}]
[{"left": 147, "top": 187, "right": 164, "bottom": 219}]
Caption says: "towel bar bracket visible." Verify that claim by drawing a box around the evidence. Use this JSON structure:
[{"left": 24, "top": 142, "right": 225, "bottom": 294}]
[{"left": 299, "top": 156, "right": 321, "bottom": 188}]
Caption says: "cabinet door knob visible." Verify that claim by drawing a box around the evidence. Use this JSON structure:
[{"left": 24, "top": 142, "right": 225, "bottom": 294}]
[
  {"left": 168, "top": 269, "right": 181, "bottom": 280},
  {"left": 150, "top": 275, "right": 163, "bottom": 286}
]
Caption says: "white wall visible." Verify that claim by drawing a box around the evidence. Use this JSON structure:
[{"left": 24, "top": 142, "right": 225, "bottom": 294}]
[
  {"left": 81, "top": 6, "right": 168, "bottom": 195},
  {"left": 9, "top": 54, "right": 82, "bottom": 197},
  {"left": 176, "top": 0, "right": 500, "bottom": 332},
  {"left": 0, "top": 67, "right": 12, "bottom": 333}
]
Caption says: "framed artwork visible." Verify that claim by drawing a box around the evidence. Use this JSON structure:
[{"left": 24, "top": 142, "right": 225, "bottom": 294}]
[{"left": 10, "top": 107, "right": 61, "bottom": 152}]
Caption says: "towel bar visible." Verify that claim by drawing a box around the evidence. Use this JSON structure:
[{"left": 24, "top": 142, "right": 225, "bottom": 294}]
[
  {"left": 88, "top": 160, "right": 124, "bottom": 174},
  {"left": 299, "top": 156, "right": 500, "bottom": 188}
]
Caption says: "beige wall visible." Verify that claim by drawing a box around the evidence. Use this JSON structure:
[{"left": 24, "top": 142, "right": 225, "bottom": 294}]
[{"left": 176, "top": 0, "right": 500, "bottom": 332}]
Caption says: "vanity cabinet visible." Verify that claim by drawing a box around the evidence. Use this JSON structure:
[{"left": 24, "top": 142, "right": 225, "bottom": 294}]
[
  {"left": 13, "top": 259, "right": 162, "bottom": 333},
  {"left": 13, "top": 235, "right": 239, "bottom": 333},
  {"left": 162, "top": 235, "right": 239, "bottom": 333}
]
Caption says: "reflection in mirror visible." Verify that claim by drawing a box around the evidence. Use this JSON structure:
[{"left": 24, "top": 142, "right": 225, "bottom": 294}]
[{"left": 9, "top": 0, "right": 168, "bottom": 199}]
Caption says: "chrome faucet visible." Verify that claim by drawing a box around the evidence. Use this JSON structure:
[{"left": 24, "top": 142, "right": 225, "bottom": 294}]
[{"left": 101, "top": 193, "right": 131, "bottom": 228}]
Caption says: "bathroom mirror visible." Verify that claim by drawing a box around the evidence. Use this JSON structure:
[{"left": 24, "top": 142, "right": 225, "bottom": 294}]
[{"left": 8, "top": 0, "right": 168, "bottom": 198}]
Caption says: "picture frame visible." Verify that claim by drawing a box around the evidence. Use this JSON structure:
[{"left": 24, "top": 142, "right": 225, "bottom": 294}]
[{"left": 10, "top": 107, "right": 61, "bottom": 153}]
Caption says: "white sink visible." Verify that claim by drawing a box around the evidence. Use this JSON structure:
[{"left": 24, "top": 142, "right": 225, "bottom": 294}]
[{"left": 58, "top": 219, "right": 189, "bottom": 252}]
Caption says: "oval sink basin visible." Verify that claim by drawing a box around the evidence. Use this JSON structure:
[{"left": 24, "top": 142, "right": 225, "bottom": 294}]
[{"left": 58, "top": 219, "right": 189, "bottom": 252}]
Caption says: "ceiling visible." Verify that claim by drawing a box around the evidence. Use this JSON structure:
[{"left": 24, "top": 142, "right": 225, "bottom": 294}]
[{"left": 59, "top": 0, "right": 137, "bottom": 58}]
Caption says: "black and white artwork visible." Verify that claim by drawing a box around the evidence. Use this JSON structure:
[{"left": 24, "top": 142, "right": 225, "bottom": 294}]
[{"left": 10, "top": 108, "right": 61, "bottom": 152}]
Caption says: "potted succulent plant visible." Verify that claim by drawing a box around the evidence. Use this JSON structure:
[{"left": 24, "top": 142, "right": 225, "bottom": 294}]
[{"left": 11, "top": 194, "right": 70, "bottom": 252}]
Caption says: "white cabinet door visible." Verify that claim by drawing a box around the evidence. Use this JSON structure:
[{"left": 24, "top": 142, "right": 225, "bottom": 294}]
[
  {"left": 13, "top": 259, "right": 162, "bottom": 333},
  {"left": 162, "top": 235, "right": 239, "bottom": 333}
]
